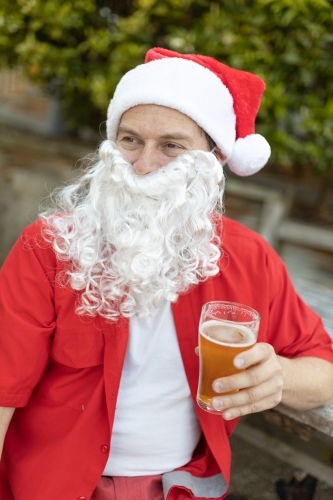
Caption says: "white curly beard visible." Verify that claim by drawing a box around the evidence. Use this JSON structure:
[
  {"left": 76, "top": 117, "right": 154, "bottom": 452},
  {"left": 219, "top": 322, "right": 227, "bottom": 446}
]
[{"left": 42, "top": 141, "right": 224, "bottom": 320}]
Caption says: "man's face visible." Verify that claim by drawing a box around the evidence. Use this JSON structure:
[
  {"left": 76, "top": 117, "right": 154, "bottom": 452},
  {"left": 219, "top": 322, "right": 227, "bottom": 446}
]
[
  {"left": 116, "top": 104, "right": 211, "bottom": 175},
  {"left": 58, "top": 108, "right": 223, "bottom": 319}
]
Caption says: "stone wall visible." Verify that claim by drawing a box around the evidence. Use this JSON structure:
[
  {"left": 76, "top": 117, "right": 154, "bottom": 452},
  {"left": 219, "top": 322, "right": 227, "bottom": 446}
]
[{"left": 0, "top": 125, "right": 94, "bottom": 264}]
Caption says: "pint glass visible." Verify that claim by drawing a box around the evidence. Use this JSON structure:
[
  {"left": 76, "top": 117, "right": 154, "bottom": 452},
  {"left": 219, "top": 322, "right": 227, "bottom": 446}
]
[{"left": 197, "top": 301, "right": 260, "bottom": 414}]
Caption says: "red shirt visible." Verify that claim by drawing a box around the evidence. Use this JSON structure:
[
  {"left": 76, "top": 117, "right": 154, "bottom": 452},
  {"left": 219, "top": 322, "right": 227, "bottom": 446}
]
[{"left": 1, "top": 217, "right": 333, "bottom": 500}]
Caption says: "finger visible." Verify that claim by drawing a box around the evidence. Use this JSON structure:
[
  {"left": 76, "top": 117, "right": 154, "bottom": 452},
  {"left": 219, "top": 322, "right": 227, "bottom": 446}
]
[
  {"left": 213, "top": 357, "right": 282, "bottom": 393},
  {"left": 194, "top": 346, "right": 199, "bottom": 356},
  {"left": 219, "top": 391, "right": 283, "bottom": 420},
  {"left": 211, "top": 375, "right": 283, "bottom": 414},
  {"left": 233, "top": 342, "right": 275, "bottom": 369}
]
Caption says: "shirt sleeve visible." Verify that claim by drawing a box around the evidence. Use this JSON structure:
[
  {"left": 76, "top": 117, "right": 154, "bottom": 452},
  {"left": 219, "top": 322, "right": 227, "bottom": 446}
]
[
  {"left": 264, "top": 241, "right": 333, "bottom": 362},
  {"left": 0, "top": 221, "right": 57, "bottom": 407}
]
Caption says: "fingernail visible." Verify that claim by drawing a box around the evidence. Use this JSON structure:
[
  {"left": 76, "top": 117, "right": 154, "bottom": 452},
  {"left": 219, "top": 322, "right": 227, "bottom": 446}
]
[
  {"left": 223, "top": 411, "right": 233, "bottom": 420},
  {"left": 234, "top": 357, "right": 244, "bottom": 368},
  {"left": 213, "top": 381, "right": 223, "bottom": 392},
  {"left": 212, "top": 399, "right": 223, "bottom": 410}
]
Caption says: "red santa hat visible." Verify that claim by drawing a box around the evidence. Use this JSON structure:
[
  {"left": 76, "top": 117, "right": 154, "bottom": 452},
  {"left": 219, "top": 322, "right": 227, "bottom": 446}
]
[{"left": 107, "top": 47, "right": 270, "bottom": 176}]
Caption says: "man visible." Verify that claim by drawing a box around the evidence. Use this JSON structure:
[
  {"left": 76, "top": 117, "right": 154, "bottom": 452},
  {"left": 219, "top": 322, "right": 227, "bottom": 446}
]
[{"left": 0, "top": 47, "right": 333, "bottom": 500}]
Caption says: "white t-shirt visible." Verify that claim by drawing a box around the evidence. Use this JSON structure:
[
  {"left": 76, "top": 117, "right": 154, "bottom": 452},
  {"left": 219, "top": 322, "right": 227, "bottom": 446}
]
[{"left": 103, "top": 301, "right": 201, "bottom": 476}]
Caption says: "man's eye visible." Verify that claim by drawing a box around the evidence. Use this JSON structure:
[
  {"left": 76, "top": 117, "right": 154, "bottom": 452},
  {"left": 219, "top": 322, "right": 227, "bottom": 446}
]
[
  {"left": 163, "top": 143, "right": 186, "bottom": 157},
  {"left": 118, "top": 137, "right": 140, "bottom": 149}
]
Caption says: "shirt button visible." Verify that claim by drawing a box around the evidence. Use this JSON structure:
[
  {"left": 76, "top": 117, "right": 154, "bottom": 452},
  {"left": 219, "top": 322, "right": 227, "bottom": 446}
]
[
  {"left": 100, "top": 444, "right": 109, "bottom": 453},
  {"left": 77, "top": 497, "right": 86, "bottom": 500}
]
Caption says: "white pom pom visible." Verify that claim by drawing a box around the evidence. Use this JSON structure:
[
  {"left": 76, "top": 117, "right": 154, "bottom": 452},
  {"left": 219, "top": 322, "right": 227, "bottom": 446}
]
[{"left": 227, "top": 134, "right": 271, "bottom": 176}]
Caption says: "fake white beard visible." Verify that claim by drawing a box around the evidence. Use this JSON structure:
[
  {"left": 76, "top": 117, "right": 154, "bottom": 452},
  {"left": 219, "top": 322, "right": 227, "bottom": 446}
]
[{"left": 42, "top": 141, "right": 224, "bottom": 320}]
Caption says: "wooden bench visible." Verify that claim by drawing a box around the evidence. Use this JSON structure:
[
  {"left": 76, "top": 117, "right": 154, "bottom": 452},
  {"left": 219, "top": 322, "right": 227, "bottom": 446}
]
[
  {"left": 225, "top": 177, "right": 333, "bottom": 492},
  {"left": 293, "top": 278, "right": 333, "bottom": 337},
  {"left": 225, "top": 178, "right": 291, "bottom": 246},
  {"left": 277, "top": 220, "right": 333, "bottom": 254},
  {"left": 234, "top": 280, "right": 333, "bottom": 490}
]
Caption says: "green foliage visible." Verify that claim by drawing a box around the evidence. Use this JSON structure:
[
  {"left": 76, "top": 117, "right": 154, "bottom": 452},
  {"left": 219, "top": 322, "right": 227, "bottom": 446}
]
[{"left": 1, "top": 0, "right": 333, "bottom": 174}]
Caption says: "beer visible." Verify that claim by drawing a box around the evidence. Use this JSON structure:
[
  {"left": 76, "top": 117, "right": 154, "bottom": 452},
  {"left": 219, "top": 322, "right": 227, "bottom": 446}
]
[{"left": 197, "top": 320, "right": 256, "bottom": 412}]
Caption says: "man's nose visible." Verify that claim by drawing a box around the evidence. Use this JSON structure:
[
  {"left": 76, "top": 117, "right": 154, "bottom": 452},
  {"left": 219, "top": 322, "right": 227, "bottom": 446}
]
[{"left": 132, "top": 146, "right": 162, "bottom": 175}]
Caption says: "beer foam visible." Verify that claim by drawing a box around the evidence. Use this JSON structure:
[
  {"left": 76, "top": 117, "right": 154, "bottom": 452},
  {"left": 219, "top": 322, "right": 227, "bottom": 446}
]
[{"left": 200, "top": 320, "right": 256, "bottom": 347}]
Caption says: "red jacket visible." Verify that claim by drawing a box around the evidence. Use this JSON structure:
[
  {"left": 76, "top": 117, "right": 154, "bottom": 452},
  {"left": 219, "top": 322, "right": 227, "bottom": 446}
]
[{"left": 1, "top": 217, "right": 332, "bottom": 500}]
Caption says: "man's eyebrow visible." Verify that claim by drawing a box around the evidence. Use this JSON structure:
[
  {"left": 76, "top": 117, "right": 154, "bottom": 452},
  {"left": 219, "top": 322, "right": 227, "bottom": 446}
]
[
  {"left": 159, "top": 132, "right": 193, "bottom": 142},
  {"left": 117, "top": 126, "right": 140, "bottom": 136}
]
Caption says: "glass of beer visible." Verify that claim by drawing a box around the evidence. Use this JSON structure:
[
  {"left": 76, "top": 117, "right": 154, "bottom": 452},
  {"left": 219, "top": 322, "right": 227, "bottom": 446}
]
[{"left": 197, "top": 301, "right": 260, "bottom": 414}]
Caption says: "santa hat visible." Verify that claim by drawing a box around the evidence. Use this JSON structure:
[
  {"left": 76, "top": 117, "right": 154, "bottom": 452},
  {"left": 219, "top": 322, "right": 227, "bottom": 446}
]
[{"left": 107, "top": 47, "right": 270, "bottom": 176}]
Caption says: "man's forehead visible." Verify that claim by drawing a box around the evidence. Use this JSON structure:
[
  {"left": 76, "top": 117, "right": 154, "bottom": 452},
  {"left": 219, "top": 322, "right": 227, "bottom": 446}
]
[
  {"left": 120, "top": 104, "right": 200, "bottom": 124},
  {"left": 117, "top": 104, "right": 205, "bottom": 143}
]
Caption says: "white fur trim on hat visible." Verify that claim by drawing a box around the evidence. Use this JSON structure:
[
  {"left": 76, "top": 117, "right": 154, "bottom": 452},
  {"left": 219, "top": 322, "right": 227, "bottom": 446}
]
[
  {"left": 227, "top": 134, "right": 271, "bottom": 176},
  {"left": 107, "top": 58, "right": 236, "bottom": 158}
]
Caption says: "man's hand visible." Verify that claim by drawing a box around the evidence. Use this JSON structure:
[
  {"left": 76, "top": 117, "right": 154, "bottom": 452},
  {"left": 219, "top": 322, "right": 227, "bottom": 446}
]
[
  {"left": 209, "top": 343, "right": 283, "bottom": 420},
  {"left": 196, "top": 341, "right": 333, "bottom": 418}
]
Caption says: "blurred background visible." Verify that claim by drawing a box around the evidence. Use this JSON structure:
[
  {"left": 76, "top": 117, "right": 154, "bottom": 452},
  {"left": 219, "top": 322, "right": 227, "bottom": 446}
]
[
  {"left": 0, "top": 1, "right": 333, "bottom": 498},
  {"left": 1, "top": 0, "right": 333, "bottom": 284}
]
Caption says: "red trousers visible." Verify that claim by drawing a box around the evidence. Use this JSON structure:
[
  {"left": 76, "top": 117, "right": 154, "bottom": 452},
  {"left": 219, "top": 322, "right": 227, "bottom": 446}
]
[{"left": 91, "top": 475, "right": 164, "bottom": 500}]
